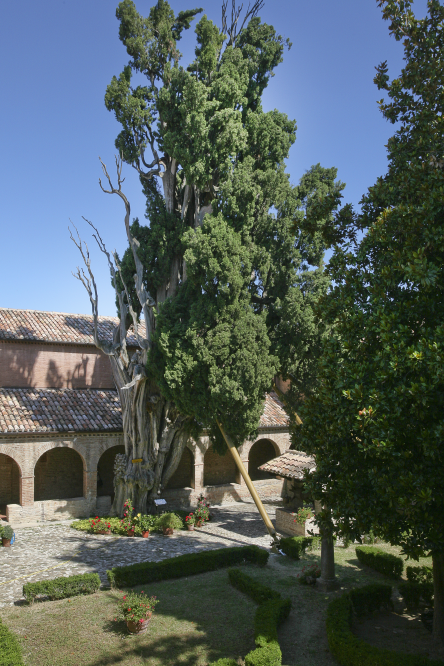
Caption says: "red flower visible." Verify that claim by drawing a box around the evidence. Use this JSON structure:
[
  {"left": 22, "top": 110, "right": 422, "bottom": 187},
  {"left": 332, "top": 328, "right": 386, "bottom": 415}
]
[
  {"left": 96, "top": 516, "right": 99, "bottom": 520},
  {"left": 123, "top": 595, "right": 127, "bottom": 600}
]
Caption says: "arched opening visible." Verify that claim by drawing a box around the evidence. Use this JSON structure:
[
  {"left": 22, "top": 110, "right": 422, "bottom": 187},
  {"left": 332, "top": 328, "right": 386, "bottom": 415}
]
[
  {"left": 0, "top": 454, "right": 20, "bottom": 514},
  {"left": 204, "top": 445, "right": 237, "bottom": 486},
  {"left": 248, "top": 439, "right": 277, "bottom": 481},
  {"left": 165, "top": 447, "right": 194, "bottom": 489},
  {"left": 34, "top": 447, "right": 84, "bottom": 501},
  {"left": 97, "top": 445, "right": 125, "bottom": 502}
]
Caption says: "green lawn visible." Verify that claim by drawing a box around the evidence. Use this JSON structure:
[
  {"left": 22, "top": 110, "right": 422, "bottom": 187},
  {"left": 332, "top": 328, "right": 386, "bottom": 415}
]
[{"left": 0, "top": 542, "right": 433, "bottom": 666}]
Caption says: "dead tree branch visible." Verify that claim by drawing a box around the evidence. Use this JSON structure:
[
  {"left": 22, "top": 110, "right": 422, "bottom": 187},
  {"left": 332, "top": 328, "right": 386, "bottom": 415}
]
[{"left": 222, "top": 0, "right": 264, "bottom": 47}]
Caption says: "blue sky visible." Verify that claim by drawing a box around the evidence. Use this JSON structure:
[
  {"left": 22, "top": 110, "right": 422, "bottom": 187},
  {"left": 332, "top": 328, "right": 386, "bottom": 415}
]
[{"left": 0, "top": 0, "right": 429, "bottom": 317}]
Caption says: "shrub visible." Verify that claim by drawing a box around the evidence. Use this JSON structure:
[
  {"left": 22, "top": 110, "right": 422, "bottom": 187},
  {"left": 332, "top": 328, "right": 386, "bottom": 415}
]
[
  {"left": 157, "top": 512, "right": 184, "bottom": 530},
  {"left": 297, "top": 563, "right": 321, "bottom": 585},
  {"left": 23, "top": 573, "right": 101, "bottom": 603},
  {"left": 355, "top": 546, "right": 403, "bottom": 578},
  {"left": 398, "top": 582, "right": 434, "bottom": 610},
  {"left": 2, "top": 526, "right": 13, "bottom": 541},
  {"left": 0, "top": 618, "right": 23, "bottom": 666},
  {"left": 107, "top": 545, "right": 269, "bottom": 588},
  {"left": 406, "top": 565, "right": 433, "bottom": 585},
  {"left": 326, "top": 583, "right": 444, "bottom": 665},
  {"left": 279, "top": 536, "right": 317, "bottom": 560},
  {"left": 226, "top": 568, "right": 291, "bottom": 666}
]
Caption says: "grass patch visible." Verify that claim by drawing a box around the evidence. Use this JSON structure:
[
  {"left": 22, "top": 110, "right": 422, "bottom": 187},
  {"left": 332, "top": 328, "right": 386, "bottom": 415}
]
[
  {"left": 0, "top": 541, "right": 433, "bottom": 666},
  {"left": 0, "top": 569, "right": 256, "bottom": 666}
]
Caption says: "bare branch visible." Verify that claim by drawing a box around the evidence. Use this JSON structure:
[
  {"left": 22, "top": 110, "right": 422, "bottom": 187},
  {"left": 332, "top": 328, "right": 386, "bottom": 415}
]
[
  {"left": 222, "top": 0, "right": 264, "bottom": 47},
  {"left": 113, "top": 250, "right": 149, "bottom": 350},
  {"left": 69, "top": 221, "right": 113, "bottom": 355},
  {"left": 98, "top": 156, "right": 156, "bottom": 343}
]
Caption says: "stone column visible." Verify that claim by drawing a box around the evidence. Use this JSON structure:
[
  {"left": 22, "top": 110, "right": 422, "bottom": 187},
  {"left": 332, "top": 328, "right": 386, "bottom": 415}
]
[{"left": 20, "top": 475, "right": 34, "bottom": 507}]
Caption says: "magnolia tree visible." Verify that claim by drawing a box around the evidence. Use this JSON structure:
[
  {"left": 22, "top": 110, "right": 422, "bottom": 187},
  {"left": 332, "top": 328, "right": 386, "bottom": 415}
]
[
  {"left": 293, "top": 0, "right": 444, "bottom": 644},
  {"left": 71, "top": 0, "right": 341, "bottom": 517}
]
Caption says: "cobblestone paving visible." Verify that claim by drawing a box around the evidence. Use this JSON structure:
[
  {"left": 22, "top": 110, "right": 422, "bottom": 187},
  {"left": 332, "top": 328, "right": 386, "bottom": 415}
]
[{"left": 0, "top": 499, "right": 283, "bottom": 607}]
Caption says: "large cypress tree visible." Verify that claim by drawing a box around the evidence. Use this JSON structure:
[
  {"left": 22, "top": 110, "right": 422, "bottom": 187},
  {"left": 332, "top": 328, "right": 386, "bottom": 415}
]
[
  {"left": 71, "top": 0, "right": 341, "bottom": 517},
  {"left": 293, "top": 0, "right": 444, "bottom": 644}
]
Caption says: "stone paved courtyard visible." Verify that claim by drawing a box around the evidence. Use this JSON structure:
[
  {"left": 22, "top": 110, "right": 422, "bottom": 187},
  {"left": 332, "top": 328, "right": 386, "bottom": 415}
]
[{"left": 0, "top": 499, "right": 285, "bottom": 607}]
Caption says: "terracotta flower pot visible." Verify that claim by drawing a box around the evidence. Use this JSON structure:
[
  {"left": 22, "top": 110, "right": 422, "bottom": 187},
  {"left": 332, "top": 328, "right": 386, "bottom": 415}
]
[
  {"left": 96, "top": 530, "right": 111, "bottom": 535},
  {"left": 126, "top": 613, "right": 152, "bottom": 634},
  {"left": 162, "top": 527, "right": 174, "bottom": 536},
  {"left": 196, "top": 519, "right": 203, "bottom": 528},
  {"left": 187, "top": 524, "right": 194, "bottom": 531},
  {"left": 127, "top": 529, "right": 135, "bottom": 537},
  {"left": 142, "top": 530, "right": 150, "bottom": 538},
  {"left": 2, "top": 538, "right": 11, "bottom": 547}
]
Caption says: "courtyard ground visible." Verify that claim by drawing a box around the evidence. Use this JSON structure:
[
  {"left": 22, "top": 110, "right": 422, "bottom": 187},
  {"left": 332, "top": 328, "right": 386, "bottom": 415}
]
[{"left": 0, "top": 500, "right": 441, "bottom": 665}]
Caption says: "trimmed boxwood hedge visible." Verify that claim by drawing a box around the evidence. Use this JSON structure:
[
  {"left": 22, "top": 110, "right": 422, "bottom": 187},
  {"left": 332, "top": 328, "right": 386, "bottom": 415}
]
[
  {"left": 107, "top": 545, "right": 269, "bottom": 588},
  {"left": 0, "top": 618, "right": 24, "bottom": 666},
  {"left": 279, "top": 536, "right": 319, "bottom": 560},
  {"left": 224, "top": 569, "right": 291, "bottom": 666},
  {"left": 398, "top": 581, "right": 434, "bottom": 610},
  {"left": 327, "top": 583, "right": 444, "bottom": 665},
  {"left": 355, "top": 546, "right": 404, "bottom": 578},
  {"left": 23, "top": 573, "right": 101, "bottom": 603}
]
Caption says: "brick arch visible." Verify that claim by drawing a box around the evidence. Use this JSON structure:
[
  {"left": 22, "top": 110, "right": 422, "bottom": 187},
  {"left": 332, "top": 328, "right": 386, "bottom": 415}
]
[
  {"left": 0, "top": 446, "right": 23, "bottom": 476},
  {"left": 248, "top": 438, "right": 280, "bottom": 481},
  {"left": 0, "top": 451, "right": 21, "bottom": 507},
  {"left": 89, "top": 437, "right": 125, "bottom": 471},
  {"left": 33, "top": 441, "right": 88, "bottom": 472},
  {"left": 34, "top": 443, "right": 86, "bottom": 501}
]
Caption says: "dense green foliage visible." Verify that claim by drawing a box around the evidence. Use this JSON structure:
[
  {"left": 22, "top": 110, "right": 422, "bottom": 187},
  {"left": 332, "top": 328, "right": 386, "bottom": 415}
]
[
  {"left": 106, "top": 0, "right": 341, "bottom": 449},
  {"left": 23, "top": 573, "right": 101, "bottom": 603},
  {"left": 355, "top": 546, "right": 404, "bottom": 579},
  {"left": 107, "top": 544, "right": 268, "bottom": 587},
  {"left": 278, "top": 535, "right": 320, "bottom": 560},
  {"left": 326, "top": 584, "right": 444, "bottom": 665},
  {"left": 0, "top": 618, "right": 23, "bottom": 666},
  {"left": 293, "top": 0, "right": 444, "bottom": 561},
  {"left": 399, "top": 580, "right": 434, "bottom": 610}
]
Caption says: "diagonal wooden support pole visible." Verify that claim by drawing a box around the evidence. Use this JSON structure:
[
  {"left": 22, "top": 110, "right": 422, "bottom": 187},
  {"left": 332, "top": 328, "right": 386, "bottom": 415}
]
[{"left": 217, "top": 420, "right": 278, "bottom": 545}]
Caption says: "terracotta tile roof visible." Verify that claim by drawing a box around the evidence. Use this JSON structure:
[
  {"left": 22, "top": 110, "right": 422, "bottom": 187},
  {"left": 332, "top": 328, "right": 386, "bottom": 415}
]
[
  {"left": 0, "top": 308, "right": 143, "bottom": 346},
  {"left": 0, "top": 388, "right": 288, "bottom": 435},
  {"left": 259, "top": 449, "right": 315, "bottom": 480},
  {"left": 259, "top": 392, "right": 289, "bottom": 428},
  {"left": 0, "top": 388, "right": 122, "bottom": 433}
]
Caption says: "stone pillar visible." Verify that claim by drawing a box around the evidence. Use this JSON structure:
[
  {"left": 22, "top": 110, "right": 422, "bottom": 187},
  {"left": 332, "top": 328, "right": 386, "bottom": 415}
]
[
  {"left": 84, "top": 468, "right": 97, "bottom": 513},
  {"left": 20, "top": 475, "right": 34, "bottom": 507},
  {"left": 193, "top": 447, "right": 205, "bottom": 492}
]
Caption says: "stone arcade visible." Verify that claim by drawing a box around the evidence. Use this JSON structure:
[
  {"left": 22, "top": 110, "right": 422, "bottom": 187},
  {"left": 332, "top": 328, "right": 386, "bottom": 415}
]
[{"left": 0, "top": 308, "right": 290, "bottom": 525}]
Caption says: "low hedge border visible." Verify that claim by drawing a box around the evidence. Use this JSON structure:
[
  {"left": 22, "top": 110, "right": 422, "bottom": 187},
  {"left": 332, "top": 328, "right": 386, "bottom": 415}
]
[
  {"left": 23, "top": 573, "right": 101, "bottom": 603},
  {"left": 0, "top": 618, "right": 24, "bottom": 666},
  {"left": 210, "top": 569, "right": 291, "bottom": 666},
  {"left": 355, "top": 546, "right": 404, "bottom": 579},
  {"left": 327, "top": 583, "right": 444, "bottom": 665},
  {"left": 398, "top": 581, "right": 434, "bottom": 610},
  {"left": 279, "top": 535, "right": 320, "bottom": 560},
  {"left": 107, "top": 545, "right": 269, "bottom": 588}
]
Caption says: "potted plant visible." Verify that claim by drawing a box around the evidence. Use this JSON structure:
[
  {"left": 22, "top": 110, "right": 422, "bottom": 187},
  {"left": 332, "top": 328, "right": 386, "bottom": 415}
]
[
  {"left": 297, "top": 563, "right": 321, "bottom": 586},
  {"left": 89, "top": 517, "right": 112, "bottom": 535},
  {"left": 195, "top": 495, "right": 210, "bottom": 527},
  {"left": 121, "top": 499, "right": 135, "bottom": 536},
  {"left": 158, "top": 512, "right": 183, "bottom": 536},
  {"left": 2, "top": 525, "right": 13, "bottom": 547},
  {"left": 185, "top": 513, "right": 196, "bottom": 531},
  {"left": 115, "top": 590, "right": 159, "bottom": 634},
  {"left": 133, "top": 513, "right": 154, "bottom": 538}
]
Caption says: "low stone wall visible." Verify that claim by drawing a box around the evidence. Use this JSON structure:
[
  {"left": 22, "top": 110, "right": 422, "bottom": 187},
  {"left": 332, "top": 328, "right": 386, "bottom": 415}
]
[
  {"left": 6, "top": 495, "right": 111, "bottom": 524},
  {"left": 275, "top": 507, "right": 320, "bottom": 537},
  {"left": 161, "top": 478, "right": 283, "bottom": 510}
]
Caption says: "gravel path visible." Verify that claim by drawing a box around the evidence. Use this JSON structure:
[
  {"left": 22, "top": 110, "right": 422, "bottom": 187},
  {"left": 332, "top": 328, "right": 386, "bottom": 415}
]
[{"left": 0, "top": 499, "right": 283, "bottom": 607}]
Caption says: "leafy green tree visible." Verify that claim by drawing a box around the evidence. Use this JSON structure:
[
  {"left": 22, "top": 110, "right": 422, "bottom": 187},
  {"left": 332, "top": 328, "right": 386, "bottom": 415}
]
[
  {"left": 72, "top": 0, "right": 340, "bottom": 518},
  {"left": 293, "top": 0, "right": 444, "bottom": 643}
]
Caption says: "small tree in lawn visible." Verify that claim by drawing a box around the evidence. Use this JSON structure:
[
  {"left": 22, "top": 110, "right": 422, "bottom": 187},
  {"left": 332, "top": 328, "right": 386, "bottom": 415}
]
[
  {"left": 294, "top": 0, "right": 444, "bottom": 644},
  {"left": 71, "top": 0, "right": 341, "bottom": 519}
]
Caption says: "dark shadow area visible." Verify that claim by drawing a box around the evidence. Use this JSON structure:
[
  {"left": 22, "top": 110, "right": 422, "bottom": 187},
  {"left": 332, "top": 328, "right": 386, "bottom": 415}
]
[
  {"left": 165, "top": 448, "right": 194, "bottom": 490},
  {"left": 249, "top": 439, "right": 278, "bottom": 480},
  {"left": 0, "top": 454, "right": 20, "bottom": 506},
  {"left": 98, "top": 445, "right": 125, "bottom": 500},
  {"left": 35, "top": 448, "right": 84, "bottom": 501}
]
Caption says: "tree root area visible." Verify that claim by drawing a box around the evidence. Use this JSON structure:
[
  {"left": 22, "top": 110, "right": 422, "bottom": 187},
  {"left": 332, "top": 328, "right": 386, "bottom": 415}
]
[{"left": 352, "top": 611, "right": 444, "bottom": 661}]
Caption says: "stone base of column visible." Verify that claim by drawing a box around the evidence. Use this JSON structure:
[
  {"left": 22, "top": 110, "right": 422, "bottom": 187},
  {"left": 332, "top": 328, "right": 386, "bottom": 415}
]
[{"left": 316, "top": 576, "right": 340, "bottom": 592}]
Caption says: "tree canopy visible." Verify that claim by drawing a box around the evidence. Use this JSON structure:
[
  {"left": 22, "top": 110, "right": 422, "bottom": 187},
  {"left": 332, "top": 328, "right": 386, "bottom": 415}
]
[
  {"left": 292, "top": 0, "right": 444, "bottom": 642},
  {"left": 105, "top": 0, "right": 342, "bottom": 452}
]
